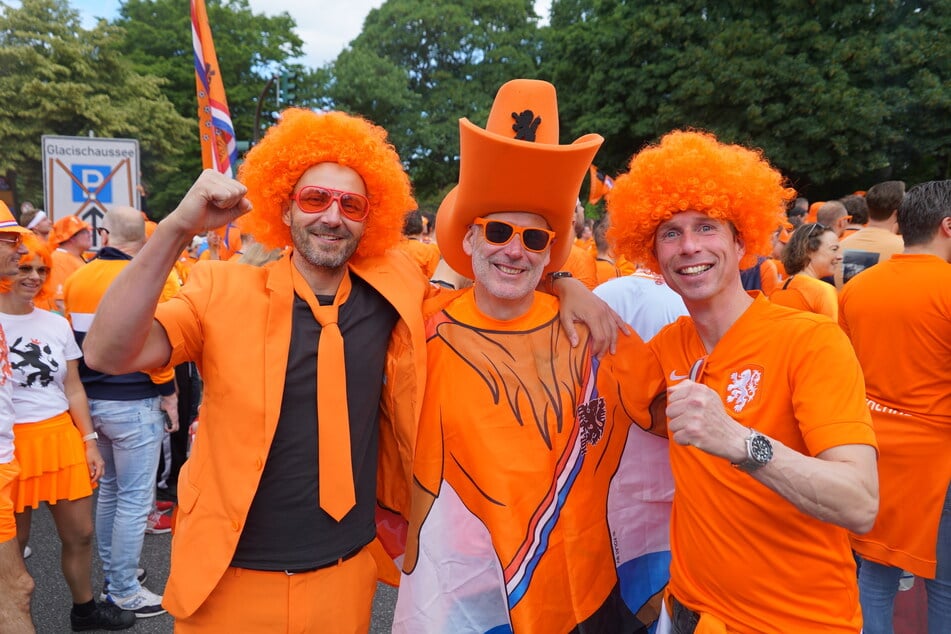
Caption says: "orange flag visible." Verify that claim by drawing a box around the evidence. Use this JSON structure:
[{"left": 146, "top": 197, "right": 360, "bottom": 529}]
[
  {"left": 192, "top": 0, "right": 237, "bottom": 177},
  {"left": 588, "top": 165, "right": 615, "bottom": 205}
]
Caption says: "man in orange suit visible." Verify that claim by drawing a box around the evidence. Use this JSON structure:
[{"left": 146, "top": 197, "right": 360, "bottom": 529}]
[
  {"left": 82, "top": 109, "right": 429, "bottom": 631},
  {"left": 81, "top": 107, "right": 618, "bottom": 631}
]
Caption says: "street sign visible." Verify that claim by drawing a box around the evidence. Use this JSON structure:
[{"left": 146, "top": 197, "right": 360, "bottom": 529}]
[{"left": 41, "top": 135, "right": 141, "bottom": 248}]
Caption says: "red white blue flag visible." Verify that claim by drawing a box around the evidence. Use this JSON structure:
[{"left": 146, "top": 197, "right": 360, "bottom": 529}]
[{"left": 191, "top": 0, "right": 237, "bottom": 177}]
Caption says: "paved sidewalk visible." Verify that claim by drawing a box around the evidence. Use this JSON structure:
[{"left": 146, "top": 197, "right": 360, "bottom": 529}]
[{"left": 24, "top": 500, "right": 396, "bottom": 633}]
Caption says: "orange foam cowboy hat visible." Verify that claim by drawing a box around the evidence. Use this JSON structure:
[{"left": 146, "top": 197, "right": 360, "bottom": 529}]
[{"left": 437, "top": 79, "right": 603, "bottom": 279}]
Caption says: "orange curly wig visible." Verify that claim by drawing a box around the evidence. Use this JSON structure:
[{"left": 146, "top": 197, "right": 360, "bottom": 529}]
[
  {"left": 237, "top": 108, "right": 414, "bottom": 259},
  {"left": 607, "top": 130, "right": 794, "bottom": 272},
  {"left": 0, "top": 233, "right": 54, "bottom": 302}
]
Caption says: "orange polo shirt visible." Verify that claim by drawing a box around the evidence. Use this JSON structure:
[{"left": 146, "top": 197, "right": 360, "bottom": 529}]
[{"left": 648, "top": 295, "right": 875, "bottom": 632}]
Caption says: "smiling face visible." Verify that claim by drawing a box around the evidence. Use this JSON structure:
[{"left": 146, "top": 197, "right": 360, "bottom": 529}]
[
  {"left": 807, "top": 230, "right": 842, "bottom": 278},
  {"left": 283, "top": 163, "right": 367, "bottom": 276},
  {"left": 0, "top": 232, "right": 27, "bottom": 277},
  {"left": 464, "top": 211, "right": 552, "bottom": 320},
  {"left": 653, "top": 210, "right": 746, "bottom": 309},
  {"left": 12, "top": 255, "right": 48, "bottom": 303}
]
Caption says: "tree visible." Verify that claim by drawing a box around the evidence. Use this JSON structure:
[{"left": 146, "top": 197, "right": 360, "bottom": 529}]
[
  {"left": 542, "top": 1, "right": 950, "bottom": 198},
  {"left": 326, "top": 0, "right": 543, "bottom": 208},
  {"left": 112, "top": 0, "right": 305, "bottom": 213},
  {"left": 0, "top": 0, "right": 191, "bottom": 210}
]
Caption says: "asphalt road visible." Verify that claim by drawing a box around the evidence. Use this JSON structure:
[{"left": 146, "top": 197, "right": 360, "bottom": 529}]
[{"left": 25, "top": 499, "right": 397, "bottom": 633}]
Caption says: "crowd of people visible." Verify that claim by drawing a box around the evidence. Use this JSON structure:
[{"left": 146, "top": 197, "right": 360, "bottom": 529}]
[{"left": 0, "top": 76, "right": 947, "bottom": 634}]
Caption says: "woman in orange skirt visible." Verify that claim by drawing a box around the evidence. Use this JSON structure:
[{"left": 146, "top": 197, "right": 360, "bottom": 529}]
[{"left": 0, "top": 233, "right": 134, "bottom": 630}]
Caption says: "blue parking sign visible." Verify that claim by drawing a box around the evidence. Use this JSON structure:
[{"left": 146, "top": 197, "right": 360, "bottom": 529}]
[{"left": 71, "top": 165, "right": 113, "bottom": 204}]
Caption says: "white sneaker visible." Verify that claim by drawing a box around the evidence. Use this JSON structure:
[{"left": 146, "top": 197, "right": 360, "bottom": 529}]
[
  {"left": 100, "top": 568, "right": 148, "bottom": 601},
  {"left": 107, "top": 586, "right": 166, "bottom": 618}
]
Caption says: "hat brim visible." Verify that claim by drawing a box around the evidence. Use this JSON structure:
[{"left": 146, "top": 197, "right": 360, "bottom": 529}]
[
  {"left": 437, "top": 119, "right": 602, "bottom": 280},
  {"left": 0, "top": 222, "right": 33, "bottom": 235}
]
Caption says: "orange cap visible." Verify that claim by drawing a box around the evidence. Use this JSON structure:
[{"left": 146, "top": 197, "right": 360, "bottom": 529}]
[{"left": 50, "top": 215, "right": 91, "bottom": 246}]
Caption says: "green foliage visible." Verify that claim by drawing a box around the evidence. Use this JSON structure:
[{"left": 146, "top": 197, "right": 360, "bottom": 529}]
[
  {"left": 542, "top": 0, "right": 951, "bottom": 199},
  {"left": 0, "top": 0, "right": 191, "bottom": 210},
  {"left": 7, "top": 0, "right": 943, "bottom": 217},
  {"left": 325, "top": 0, "right": 543, "bottom": 208},
  {"left": 113, "top": 0, "right": 304, "bottom": 213}
]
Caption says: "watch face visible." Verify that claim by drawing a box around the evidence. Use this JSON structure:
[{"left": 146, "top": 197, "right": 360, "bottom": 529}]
[{"left": 749, "top": 434, "right": 773, "bottom": 464}]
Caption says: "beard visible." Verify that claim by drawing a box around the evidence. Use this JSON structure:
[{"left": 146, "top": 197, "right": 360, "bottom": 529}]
[{"left": 289, "top": 219, "right": 360, "bottom": 271}]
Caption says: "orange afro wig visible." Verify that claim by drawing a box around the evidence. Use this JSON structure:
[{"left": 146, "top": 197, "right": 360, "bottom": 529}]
[
  {"left": 607, "top": 130, "right": 794, "bottom": 272},
  {"left": 0, "top": 233, "right": 54, "bottom": 302},
  {"left": 237, "top": 108, "right": 414, "bottom": 259}
]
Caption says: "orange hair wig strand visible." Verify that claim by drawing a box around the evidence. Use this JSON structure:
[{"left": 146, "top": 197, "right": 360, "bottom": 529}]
[
  {"left": 607, "top": 130, "right": 794, "bottom": 272},
  {"left": 238, "top": 108, "right": 414, "bottom": 259},
  {"left": 0, "top": 233, "right": 54, "bottom": 302}
]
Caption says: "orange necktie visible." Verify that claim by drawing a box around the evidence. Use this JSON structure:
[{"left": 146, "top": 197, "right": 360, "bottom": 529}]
[{"left": 290, "top": 261, "right": 355, "bottom": 521}]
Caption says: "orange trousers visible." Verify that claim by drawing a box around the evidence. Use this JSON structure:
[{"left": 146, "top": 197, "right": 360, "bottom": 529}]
[{"left": 174, "top": 547, "right": 377, "bottom": 633}]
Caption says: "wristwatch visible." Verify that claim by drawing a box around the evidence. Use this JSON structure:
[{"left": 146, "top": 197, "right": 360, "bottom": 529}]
[{"left": 732, "top": 428, "right": 773, "bottom": 472}]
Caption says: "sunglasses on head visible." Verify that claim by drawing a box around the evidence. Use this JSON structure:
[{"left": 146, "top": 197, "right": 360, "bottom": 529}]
[
  {"left": 806, "top": 223, "right": 827, "bottom": 238},
  {"left": 472, "top": 218, "right": 555, "bottom": 253},
  {"left": 291, "top": 186, "right": 370, "bottom": 222}
]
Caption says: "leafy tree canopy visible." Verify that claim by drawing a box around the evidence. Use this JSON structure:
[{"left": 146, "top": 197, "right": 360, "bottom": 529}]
[
  {"left": 0, "top": 0, "right": 191, "bottom": 211},
  {"left": 112, "top": 0, "right": 305, "bottom": 213},
  {"left": 543, "top": 0, "right": 950, "bottom": 199},
  {"left": 326, "top": 0, "right": 543, "bottom": 209}
]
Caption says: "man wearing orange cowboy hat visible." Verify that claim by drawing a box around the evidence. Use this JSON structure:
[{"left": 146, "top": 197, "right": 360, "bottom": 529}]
[
  {"left": 80, "top": 104, "right": 620, "bottom": 630},
  {"left": 0, "top": 201, "right": 35, "bottom": 632},
  {"left": 394, "top": 79, "right": 667, "bottom": 633}
]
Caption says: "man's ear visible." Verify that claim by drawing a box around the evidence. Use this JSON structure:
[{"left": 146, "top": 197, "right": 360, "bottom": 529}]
[
  {"left": 462, "top": 226, "right": 476, "bottom": 256},
  {"left": 281, "top": 204, "right": 291, "bottom": 227}
]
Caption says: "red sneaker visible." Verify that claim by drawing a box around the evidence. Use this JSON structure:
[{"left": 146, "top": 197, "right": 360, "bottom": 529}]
[
  {"left": 145, "top": 511, "right": 172, "bottom": 535},
  {"left": 155, "top": 500, "right": 174, "bottom": 513}
]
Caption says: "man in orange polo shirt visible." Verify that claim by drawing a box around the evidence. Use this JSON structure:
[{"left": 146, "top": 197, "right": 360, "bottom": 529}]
[
  {"left": 81, "top": 108, "right": 618, "bottom": 631},
  {"left": 839, "top": 180, "right": 951, "bottom": 633},
  {"left": 608, "top": 130, "right": 879, "bottom": 633},
  {"left": 836, "top": 180, "right": 905, "bottom": 289}
]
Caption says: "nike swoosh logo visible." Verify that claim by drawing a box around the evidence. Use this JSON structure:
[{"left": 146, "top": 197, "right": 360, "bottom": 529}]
[{"left": 669, "top": 370, "right": 689, "bottom": 381}]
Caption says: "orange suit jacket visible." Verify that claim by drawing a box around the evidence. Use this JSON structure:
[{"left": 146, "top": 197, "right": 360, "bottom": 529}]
[{"left": 154, "top": 251, "right": 431, "bottom": 618}]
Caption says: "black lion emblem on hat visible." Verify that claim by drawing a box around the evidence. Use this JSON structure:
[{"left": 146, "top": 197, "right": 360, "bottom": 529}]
[{"left": 511, "top": 110, "right": 541, "bottom": 142}]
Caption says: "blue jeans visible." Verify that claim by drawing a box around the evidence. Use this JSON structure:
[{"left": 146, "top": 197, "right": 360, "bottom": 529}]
[
  {"left": 91, "top": 396, "right": 164, "bottom": 599},
  {"left": 859, "top": 481, "right": 951, "bottom": 634}
]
